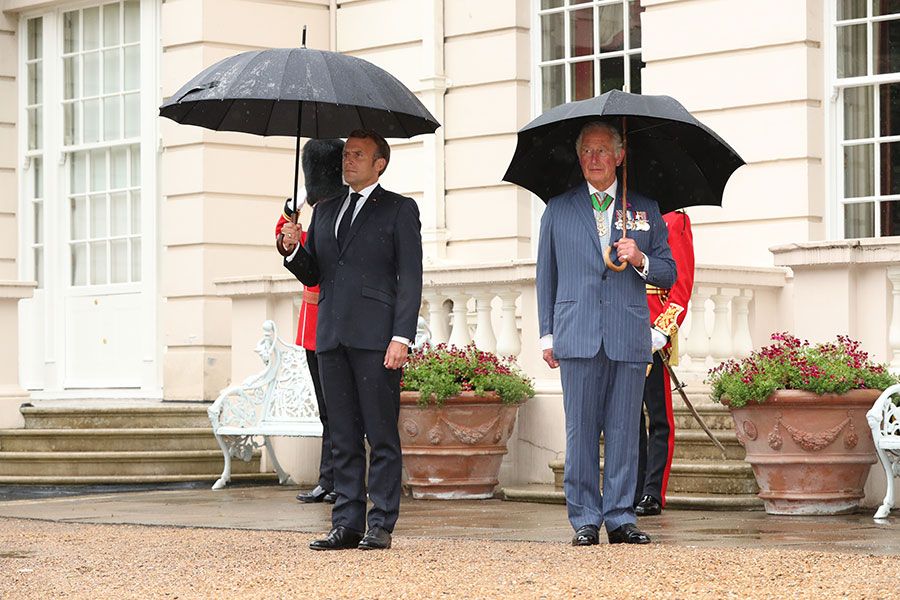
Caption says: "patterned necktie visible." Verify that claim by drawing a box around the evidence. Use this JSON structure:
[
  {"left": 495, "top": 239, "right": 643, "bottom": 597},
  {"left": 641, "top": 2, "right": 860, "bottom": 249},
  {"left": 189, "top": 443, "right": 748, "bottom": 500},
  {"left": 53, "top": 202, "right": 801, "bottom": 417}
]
[
  {"left": 337, "top": 192, "right": 362, "bottom": 250},
  {"left": 591, "top": 192, "right": 613, "bottom": 248}
]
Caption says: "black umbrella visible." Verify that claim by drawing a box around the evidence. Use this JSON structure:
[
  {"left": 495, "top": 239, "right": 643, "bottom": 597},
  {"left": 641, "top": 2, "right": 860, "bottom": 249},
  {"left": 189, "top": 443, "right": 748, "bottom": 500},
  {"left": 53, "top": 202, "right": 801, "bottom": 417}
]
[
  {"left": 501, "top": 89, "right": 745, "bottom": 215},
  {"left": 159, "top": 33, "right": 440, "bottom": 243}
]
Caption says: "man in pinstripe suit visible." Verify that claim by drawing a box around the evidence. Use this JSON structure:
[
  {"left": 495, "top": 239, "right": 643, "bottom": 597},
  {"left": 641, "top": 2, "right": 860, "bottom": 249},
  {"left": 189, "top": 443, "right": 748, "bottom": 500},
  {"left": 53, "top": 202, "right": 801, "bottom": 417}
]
[{"left": 536, "top": 121, "right": 676, "bottom": 546}]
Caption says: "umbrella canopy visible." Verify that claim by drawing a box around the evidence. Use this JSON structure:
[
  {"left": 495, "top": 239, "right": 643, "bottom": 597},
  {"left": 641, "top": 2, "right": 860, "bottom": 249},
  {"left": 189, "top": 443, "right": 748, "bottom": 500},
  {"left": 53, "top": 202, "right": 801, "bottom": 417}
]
[
  {"left": 502, "top": 90, "right": 745, "bottom": 214},
  {"left": 159, "top": 47, "right": 439, "bottom": 139}
]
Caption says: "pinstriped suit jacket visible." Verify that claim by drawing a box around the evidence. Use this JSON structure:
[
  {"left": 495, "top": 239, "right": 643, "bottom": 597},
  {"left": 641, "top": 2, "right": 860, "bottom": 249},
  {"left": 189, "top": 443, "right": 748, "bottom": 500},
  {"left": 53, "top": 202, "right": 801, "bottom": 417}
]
[{"left": 536, "top": 181, "right": 676, "bottom": 363}]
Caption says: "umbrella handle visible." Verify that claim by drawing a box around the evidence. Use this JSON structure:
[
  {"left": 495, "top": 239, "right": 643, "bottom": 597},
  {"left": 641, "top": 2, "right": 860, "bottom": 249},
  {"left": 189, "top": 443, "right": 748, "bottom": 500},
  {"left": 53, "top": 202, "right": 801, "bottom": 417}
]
[{"left": 603, "top": 246, "right": 628, "bottom": 271}]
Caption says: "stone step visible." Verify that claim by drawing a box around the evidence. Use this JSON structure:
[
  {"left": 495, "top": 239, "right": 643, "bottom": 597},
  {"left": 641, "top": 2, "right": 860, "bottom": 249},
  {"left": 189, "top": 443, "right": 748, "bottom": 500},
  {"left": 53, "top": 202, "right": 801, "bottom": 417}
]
[
  {"left": 672, "top": 405, "right": 735, "bottom": 431},
  {"left": 0, "top": 428, "right": 218, "bottom": 452},
  {"left": 0, "top": 450, "right": 262, "bottom": 478},
  {"left": 501, "top": 485, "right": 763, "bottom": 511},
  {"left": 20, "top": 404, "right": 211, "bottom": 429},
  {"left": 671, "top": 430, "right": 746, "bottom": 461},
  {"left": 0, "top": 472, "right": 278, "bottom": 486},
  {"left": 550, "top": 458, "right": 758, "bottom": 495}
]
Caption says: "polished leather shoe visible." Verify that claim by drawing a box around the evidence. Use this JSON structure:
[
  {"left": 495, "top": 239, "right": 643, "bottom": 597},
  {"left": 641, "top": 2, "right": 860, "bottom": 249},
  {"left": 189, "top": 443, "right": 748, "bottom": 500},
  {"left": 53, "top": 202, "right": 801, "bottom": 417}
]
[
  {"left": 571, "top": 524, "right": 600, "bottom": 546},
  {"left": 358, "top": 526, "right": 392, "bottom": 550},
  {"left": 296, "top": 485, "right": 331, "bottom": 503},
  {"left": 607, "top": 523, "right": 651, "bottom": 544},
  {"left": 323, "top": 491, "right": 338, "bottom": 504},
  {"left": 634, "top": 494, "right": 662, "bottom": 517},
  {"left": 309, "top": 526, "right": 363, "bottom": 551}
]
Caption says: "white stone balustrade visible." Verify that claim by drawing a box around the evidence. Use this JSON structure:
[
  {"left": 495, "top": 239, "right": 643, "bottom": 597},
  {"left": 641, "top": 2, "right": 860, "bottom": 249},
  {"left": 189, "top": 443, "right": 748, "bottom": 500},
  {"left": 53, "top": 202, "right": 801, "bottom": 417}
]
[{"left": 676, "top": 265, "right": 790, "bottom": 375}]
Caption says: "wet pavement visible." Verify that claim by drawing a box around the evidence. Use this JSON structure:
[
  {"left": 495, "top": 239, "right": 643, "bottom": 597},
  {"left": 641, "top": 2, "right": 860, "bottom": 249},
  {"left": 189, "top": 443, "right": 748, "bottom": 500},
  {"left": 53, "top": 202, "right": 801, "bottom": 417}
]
[{"left": 0, "top": 484, "right": 896, "bottom": 555}]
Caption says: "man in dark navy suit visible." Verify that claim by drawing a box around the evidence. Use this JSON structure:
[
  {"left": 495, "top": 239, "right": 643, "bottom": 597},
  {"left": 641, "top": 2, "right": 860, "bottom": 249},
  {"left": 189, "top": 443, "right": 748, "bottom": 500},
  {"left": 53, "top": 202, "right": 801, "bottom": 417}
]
[{"left": 281, "top": 130, "right": 423, "bottom": 551}]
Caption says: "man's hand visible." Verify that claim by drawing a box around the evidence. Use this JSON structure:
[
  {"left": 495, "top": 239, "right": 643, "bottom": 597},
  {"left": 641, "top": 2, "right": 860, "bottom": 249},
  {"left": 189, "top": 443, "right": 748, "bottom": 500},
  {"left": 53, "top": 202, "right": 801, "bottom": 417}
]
[
  {"left": 542, "top": 348, "right": 559, "bottom": 369},
  {"left": 384, "top": 340, "right": 409, "bottom": 370},
  {"left": 281, "top": 221, "right": 302, "bottom": 251},
  {"left": 613, "top": 237, "right": 645, "bottom": 268}
]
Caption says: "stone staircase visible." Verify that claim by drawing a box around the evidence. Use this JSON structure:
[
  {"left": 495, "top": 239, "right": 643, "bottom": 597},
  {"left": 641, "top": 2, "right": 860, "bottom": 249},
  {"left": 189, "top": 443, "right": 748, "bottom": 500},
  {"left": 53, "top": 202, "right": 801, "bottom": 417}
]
[
  {"left": 0, "top": 401, "right": 273, "bottom": 485},
  {"left": 503, "top": 380, "right": 763, "bottom": 510}
]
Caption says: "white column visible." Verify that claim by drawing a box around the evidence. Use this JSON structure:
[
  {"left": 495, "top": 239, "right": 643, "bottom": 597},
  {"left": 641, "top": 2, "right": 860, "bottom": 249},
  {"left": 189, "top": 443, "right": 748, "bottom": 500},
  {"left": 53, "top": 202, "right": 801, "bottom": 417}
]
[
  {"left": 447, "top": 292, "right": 472, "bottom": 348},
  {"left": 419, "top": 0, "right": 449, "bottom": 259},
  {"left": 709, "top": 290, "right": 733, "bottom": 361},
  {"left": 496, "top": 290, "right": 522, "bottom": 358},
  {"left": 731, "top": 290, "right": 753, "bottom": 359},
  {"left": 424, "top": 290, "right": 450, "bottom": 345},
  {"left": 472, "top": 291, "right": 497, "bottom": 353},
  {"left": 684, "top": 288, "right": 710, "bottom": 365},
  {"left": 0, "top": 283, "right": 36, "bottom": 429},
  {"left": 888, "top": 267, "right": 900, "bottom": 373}
]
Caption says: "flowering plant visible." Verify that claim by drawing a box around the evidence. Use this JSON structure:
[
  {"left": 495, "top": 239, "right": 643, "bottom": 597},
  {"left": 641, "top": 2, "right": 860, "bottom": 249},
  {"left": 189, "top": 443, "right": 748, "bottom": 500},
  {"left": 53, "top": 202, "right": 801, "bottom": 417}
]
[
  {"left": 707, "top": 333, "right": 899, "bottom": 408},
  {"left": 401, "top": 344, "right": 535, "bottom": 406}
]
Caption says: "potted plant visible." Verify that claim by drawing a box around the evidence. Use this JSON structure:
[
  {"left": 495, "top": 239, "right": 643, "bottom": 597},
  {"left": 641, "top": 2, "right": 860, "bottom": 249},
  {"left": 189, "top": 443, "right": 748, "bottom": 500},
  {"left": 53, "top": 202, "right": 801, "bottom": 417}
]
[
  {"left": 707, "top": 333, "right": 900, "bottom": 515},
  {"left": 399, "top": 344, "right": 534, "bottom": 499}
]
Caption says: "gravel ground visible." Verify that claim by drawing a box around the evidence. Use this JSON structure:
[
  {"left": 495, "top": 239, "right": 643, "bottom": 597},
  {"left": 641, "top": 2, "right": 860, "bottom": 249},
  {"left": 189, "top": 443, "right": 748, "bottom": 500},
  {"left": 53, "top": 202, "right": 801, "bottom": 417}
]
[{"left": 0, "top": 517, "right": 896, "bottom": 599}]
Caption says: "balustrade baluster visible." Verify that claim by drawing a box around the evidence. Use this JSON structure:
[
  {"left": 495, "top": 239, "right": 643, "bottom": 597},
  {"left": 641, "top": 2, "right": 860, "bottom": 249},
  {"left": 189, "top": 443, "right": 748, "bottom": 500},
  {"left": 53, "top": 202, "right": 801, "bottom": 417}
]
[
  {"left": 472, "top": 291, "right": 498, "bottom": 353},
  {"left": 424, "top": 291, "right": 450, "bottom": 344},
  {"left": 447, "top": 292, "right": 473, "bottom": 348},
  {"left": 496, "top": 290, "right": 522, "bottom": 358},
  {"left": 684, "top": 288, "right": 711, "bottom": 365},
  {"left": 731, "top": 290, "right": 753, "bottom": 359},
  {"left": 709, "top": 290, "right": 733, "bottom": 360}
]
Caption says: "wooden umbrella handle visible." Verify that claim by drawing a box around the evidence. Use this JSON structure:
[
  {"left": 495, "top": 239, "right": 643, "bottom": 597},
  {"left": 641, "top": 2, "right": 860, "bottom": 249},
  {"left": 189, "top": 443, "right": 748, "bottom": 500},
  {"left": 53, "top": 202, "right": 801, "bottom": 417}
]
[
  {"left": 603, "top": 116, "right": 629, "bottom": 272},
  {"left": 275, "top": 210, "right": 299, "bottom": 257}
]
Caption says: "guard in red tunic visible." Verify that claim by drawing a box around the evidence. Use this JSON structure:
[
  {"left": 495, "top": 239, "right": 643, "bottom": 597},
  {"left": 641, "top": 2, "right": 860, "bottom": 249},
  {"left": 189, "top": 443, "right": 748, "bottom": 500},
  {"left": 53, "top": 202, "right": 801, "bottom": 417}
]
[
  {"left": 635, "top": 210, "right": 695, "bottom": 516},
  {"left": 275, "top": 138, "right": 346, "bottom": 504}
]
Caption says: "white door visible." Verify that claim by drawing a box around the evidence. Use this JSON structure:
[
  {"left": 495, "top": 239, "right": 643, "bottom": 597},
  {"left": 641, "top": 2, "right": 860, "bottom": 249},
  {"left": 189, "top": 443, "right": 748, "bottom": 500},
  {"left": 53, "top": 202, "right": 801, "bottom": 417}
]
[{"left": 18, "top": 2, "right": 159, "bottom": 397}]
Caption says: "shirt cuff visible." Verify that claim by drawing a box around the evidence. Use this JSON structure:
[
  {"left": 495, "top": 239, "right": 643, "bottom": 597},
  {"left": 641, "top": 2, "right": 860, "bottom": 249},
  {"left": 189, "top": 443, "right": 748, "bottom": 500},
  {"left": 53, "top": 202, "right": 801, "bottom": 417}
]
[
  {"left": 540, "top": 334, "right": 553, "bottom": 350},
  {"left": 285, "top": 242, "right": 301, "bottom": 262},
  {"left": 633, "top": 253, "right": 649, "bottom": 279},
  {"left": 391, "top": 336, "right": 411, "bottom": 346}
]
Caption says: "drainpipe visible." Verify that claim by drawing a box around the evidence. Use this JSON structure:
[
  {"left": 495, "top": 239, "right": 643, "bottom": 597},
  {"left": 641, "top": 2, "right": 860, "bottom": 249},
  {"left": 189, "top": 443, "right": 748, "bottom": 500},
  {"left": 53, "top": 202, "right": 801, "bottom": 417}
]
[
  {"left": 420, "top": 0, "right": 449, "bottom": 261},
  {"left": 329, "top": 0, "right": 336, "bottom": 51}
]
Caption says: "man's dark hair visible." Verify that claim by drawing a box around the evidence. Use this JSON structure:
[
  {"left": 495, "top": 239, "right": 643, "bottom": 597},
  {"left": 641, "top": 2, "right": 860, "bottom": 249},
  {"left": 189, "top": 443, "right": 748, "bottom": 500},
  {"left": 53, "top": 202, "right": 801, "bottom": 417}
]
[
  {"left": 347, "top": 129, "right": 391, "bottom": 175},
  {"left": 302, "top": 138, "right": 345, "bottom": 205}
]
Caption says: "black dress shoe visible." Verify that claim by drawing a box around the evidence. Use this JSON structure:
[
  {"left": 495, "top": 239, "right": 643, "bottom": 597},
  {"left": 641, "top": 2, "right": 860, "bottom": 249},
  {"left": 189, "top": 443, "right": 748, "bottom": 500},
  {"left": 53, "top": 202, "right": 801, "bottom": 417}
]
[
  {"left": 323, "top": 491, "right": 338, "bottom": 504},
  {"left": 634, "top": 494, "right": 662, "bottom": 517},
  {"left": 607, "top": 523, "right": 651, "bottom": 544},
  {"left": 571, "top": 524, "right": 600, "bottom": 546},
  {"left": 309, "top": 526, "right": 363, "bottom": 551},
  {"left": 296, "top": 485, "right": 331, "bottom": 503},
  {"left": 358, "top": 526, "right": 392, "bottom": 550}
]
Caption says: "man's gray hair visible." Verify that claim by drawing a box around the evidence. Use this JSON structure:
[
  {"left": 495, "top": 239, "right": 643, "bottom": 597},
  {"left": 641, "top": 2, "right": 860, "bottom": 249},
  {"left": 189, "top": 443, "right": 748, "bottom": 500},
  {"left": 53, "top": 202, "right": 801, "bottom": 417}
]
[{"left": 574, "top": 121, "right": 623, "bottom": 154}]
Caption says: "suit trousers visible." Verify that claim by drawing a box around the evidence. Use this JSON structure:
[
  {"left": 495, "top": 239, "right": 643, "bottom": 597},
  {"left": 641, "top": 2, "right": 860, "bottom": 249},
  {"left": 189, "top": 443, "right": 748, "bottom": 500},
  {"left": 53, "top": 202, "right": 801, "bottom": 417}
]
[
  {"left": 635, "top": 353, "right": 674, "bottom": 506},
  {"left": 560, "top": 345, "right": 645, "bottom": 532},
  {"left": 306, "top": 349, "right": 333, "bottom": 492},
  {"left": 317, "top": 345, "right": 402, "bottom": 534}
]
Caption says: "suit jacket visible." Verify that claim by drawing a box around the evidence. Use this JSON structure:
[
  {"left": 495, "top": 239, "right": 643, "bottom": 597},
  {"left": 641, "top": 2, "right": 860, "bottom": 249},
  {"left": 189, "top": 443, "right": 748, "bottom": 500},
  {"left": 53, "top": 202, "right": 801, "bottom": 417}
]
[
  {"left": 536, "top": 181, "right": 676, "bottom": 363},
  {"left": 284, "top": 184, "right": 423, "bottom": 353}
]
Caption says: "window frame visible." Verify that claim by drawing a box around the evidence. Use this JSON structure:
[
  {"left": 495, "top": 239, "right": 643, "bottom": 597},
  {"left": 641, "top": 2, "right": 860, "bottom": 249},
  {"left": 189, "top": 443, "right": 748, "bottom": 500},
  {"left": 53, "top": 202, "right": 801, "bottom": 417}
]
[{"left": 827, "top": 0, "right": 900, "bottom": 239}]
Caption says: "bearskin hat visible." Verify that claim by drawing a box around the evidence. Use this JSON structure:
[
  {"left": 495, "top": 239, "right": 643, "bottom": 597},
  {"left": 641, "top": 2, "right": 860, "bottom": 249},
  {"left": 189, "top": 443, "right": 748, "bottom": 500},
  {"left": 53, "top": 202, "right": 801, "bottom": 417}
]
[{"left": 302, "top": 138, "right": 345, "bottom": 205}]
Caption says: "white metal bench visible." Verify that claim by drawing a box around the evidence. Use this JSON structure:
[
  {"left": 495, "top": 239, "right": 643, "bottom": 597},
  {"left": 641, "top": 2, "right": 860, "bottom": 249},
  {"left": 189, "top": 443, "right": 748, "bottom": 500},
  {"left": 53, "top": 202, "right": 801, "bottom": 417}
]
[
  {"left": 208, "top": 320, "right": 323, "bottom": 490},
  {"left": 866, "top": 383, "right": 900, "bottom": 519}
]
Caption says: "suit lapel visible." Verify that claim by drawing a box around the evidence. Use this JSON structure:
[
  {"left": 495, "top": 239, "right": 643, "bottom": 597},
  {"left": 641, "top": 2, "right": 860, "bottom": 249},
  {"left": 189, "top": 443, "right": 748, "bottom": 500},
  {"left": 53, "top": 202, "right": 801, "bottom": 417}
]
[
  {"left": 339, "top": 184, "right": 380, "bottom": 257},
  {"left": 574, "top": 183, "right": 603, "bottom": 256}
]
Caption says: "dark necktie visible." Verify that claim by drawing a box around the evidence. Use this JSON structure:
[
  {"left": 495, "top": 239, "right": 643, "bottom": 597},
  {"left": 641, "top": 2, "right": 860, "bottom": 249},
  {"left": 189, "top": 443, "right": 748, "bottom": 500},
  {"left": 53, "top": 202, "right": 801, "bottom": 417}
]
[{"left": 337, "top": 192, "right": 362, "bottom": 250}]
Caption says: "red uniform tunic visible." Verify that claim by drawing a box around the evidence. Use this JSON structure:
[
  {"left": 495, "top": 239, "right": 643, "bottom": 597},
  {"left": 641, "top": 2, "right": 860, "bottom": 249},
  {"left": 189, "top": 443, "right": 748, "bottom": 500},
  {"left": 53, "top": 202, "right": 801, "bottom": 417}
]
[
  {"left": 645, "top": 211, "right": 695, "bottom": 504},
  {"left": 276, "top": 213, "right": 318, "bottom": 351}
]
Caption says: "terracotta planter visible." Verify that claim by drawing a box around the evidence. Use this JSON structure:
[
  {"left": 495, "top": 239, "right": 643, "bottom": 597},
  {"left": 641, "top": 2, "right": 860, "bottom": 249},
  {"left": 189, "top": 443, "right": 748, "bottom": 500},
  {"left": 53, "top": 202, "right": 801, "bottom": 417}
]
[
  {"left": 727, "top": 389, "right": 879, "bottom": 515},
  {"left": 398, "top": 391, "right": 522, "bottom": 499}
]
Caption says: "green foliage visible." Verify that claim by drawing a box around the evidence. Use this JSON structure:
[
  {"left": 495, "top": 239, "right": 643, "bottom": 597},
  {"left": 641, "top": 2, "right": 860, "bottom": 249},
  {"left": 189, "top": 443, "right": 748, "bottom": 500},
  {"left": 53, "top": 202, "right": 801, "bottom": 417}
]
[
  {"left": 401, "top": 344, "right": 535, "bottom": 406},
  {"left": 706, "top": 333, "right": 899, "bottom": 408}
]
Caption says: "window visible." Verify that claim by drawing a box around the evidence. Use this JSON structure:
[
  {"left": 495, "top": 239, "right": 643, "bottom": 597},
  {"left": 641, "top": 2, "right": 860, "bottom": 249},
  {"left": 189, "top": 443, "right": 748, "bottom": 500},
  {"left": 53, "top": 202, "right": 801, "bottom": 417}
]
[
  {"left": 834, "top": 0, "right": 900, "bottom": 238},
  {"left": 535, "top": 0, "right": 644, "bottom": 112},
  {"left": 62, "top": 2, "right": 143, "bottom": 285},
  {"left": 25, "top": 17, "right": 43, "bottom": 287}
]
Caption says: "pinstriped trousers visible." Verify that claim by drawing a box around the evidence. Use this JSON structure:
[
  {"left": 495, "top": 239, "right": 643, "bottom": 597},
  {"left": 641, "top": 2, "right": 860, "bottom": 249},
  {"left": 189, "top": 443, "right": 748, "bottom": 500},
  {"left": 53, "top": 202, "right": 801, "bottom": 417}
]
[{"left": 559, "top": 345, "right": 646, "bottom": 532}]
